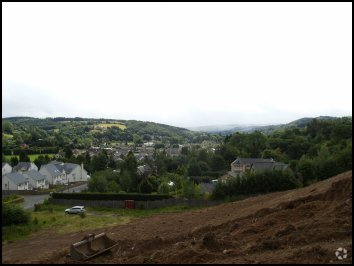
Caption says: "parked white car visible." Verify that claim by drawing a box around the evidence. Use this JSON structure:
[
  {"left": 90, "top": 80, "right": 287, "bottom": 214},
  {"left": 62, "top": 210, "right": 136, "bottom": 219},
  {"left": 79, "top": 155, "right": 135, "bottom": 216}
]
[{"left": 65, "top": 206, "right": 86, "bottom": 214}]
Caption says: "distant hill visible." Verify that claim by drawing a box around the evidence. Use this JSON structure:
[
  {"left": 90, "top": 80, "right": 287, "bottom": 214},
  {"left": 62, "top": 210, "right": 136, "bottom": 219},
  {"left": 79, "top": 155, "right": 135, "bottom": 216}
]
[
  {"left": 2, "top": 116, "right": 220, "bottom": 151},
  {"left": 188, "top": 116, "right": 351, "bottom": 135}
]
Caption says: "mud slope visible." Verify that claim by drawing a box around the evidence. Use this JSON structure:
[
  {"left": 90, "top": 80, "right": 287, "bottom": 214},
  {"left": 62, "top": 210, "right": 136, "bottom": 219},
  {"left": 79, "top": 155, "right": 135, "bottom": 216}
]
[{"left": 2, "top": 171, "right": 352, "bottom": 264}]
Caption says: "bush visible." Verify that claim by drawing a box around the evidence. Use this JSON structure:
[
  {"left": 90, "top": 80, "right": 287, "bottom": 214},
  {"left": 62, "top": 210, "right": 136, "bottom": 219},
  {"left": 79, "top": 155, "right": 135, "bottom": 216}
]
[
  {"left": 51, "top": 192, "right": 172, "bottom": 201},
  {"left": 33, "top": 217, "right": 39, "bottom": 225},
  {"left": 34, "top": 203, "right": 43, "bottom": 212},
  {"left": 79, "top": 212, "right": 86, "bottom": 219},
  {"left": 2, "top": 203, "right": 30, "bottom": 226},
  {"left": 34, "top": 202, "right": 53, "bottom": 212}
]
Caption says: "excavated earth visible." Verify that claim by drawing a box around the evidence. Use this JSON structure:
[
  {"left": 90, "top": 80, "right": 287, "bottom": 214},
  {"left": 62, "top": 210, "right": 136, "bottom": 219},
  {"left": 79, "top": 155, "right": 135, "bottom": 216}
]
[{"left": 2, "top": 171, "right": 352, "bottom": 264}]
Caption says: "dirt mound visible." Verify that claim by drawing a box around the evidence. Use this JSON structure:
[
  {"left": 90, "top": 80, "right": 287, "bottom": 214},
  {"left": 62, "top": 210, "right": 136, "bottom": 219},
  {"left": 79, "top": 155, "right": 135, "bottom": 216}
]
[{"left": 2, "top": 171, "right": 352, "bottom": 264}]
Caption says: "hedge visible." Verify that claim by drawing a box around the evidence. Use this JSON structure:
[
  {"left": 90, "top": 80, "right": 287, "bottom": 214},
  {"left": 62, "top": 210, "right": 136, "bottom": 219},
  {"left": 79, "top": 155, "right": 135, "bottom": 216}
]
[{"left": 51, "top": 192, "right": 173, "bottom": 201}]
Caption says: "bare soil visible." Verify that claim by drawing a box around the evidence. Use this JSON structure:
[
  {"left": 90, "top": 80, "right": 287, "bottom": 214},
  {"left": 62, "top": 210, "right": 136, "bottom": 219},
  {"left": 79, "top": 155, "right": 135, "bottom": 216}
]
[{"left": 2, "top": 171, "right": 352, "bottom": 264}]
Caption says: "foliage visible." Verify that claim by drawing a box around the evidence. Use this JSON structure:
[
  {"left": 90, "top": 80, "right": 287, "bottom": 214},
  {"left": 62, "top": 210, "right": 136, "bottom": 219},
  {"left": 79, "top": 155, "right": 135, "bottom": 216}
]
[
  {"left": 2, "top": 203, "right": 30, "bottom": 226},
  {"left": 137, "top": 178, "right": 154, "bottom": 193},
  {"left": 212, "top": 169, "right": 299, "bottom": 200},
  {"left": 51, "top": 192, "right": 172, "bottom": 201},
  {"left": 2, "top": 195, "right": 24, "bottom": 204},
  {"left": 88, "top": 172, "right": 108, "bottom": 193},
  {"left": 157, "top": 181, "right": 170, "bottom": 194}
]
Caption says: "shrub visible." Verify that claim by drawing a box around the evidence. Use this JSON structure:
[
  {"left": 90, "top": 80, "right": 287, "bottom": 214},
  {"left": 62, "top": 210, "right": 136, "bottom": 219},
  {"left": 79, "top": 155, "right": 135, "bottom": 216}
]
[
  {"left": 33, "top": 217, "right": 39, "bottom": 225},
  {"left": 51, "top": 192, "right": 172, "bottom": 201},
  {"left": 79, "top": 212, "right": 86, "bottom": 219},
  {"left": 2, "top": 203, "right": 30, "bottom": 226},
  {"left": 34, "top": 203, "right": 43, "bottom": 212}
]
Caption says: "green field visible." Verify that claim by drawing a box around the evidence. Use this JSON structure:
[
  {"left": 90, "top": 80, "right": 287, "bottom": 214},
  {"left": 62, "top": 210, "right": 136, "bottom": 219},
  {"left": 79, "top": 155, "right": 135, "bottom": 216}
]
[
  {"left": 96, "top": 123, "right": 126, "bottom": 130},
  {"left": 4, "top": 154, "right": 55, "bottom": 162}
]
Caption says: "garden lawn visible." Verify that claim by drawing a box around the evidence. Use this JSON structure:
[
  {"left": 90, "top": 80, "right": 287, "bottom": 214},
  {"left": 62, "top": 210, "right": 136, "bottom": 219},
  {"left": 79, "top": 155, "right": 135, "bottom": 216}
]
[{"left": 4, "top": 154, "right": 55, "bottom": 162}]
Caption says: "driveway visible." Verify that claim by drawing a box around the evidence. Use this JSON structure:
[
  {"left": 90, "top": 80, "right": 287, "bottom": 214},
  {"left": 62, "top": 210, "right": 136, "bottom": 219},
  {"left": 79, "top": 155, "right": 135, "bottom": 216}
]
[{"left": 20, "top": 194, "right": 50, "bottom": 210}]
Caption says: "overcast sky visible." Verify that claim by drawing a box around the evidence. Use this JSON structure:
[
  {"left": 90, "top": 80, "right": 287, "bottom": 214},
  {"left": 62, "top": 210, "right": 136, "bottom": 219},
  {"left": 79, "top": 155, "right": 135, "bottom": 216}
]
[{"left": 2, "top": 2, "right": 352, "bottom": 128}]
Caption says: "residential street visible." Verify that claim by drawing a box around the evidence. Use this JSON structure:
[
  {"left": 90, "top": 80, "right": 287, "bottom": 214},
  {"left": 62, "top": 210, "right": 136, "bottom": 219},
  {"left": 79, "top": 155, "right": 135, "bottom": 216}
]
[
  {"left": 20, "top": 183, "right": 88, "bottom": 210},
  {"left": 20, "top": 194, "right": 50, "bottom": 210}
]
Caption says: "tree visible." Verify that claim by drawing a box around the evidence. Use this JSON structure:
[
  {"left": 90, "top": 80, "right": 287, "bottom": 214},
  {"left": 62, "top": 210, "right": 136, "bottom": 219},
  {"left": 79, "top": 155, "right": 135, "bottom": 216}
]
[
  {"left": 133, "top": 134, "right": 143, "bottom": 145},
  {"left": 182, "top": 180, "right": 199, "bottom": 199},
  {"left": 107, "top": 180, "right": 120, "bottom": 193},
  {"left": 176, "top": 165, "right": 187, "bottom": 177},
  {"left": 198, "top": 149, "right": 210, "bottom": 163},
  {"left": 123, "top": 151, "right": 138, "bottom": 173},
  {"left": 211, "top": 154, "right": 226, "bottom": 171},
  {"left": 2, "top": 203, "right": 30, "bottom": 226},
  {"left": 19, "top": 151, "right": 30, "bottom": 162},
  {"left": 64, "top": 146, "right": 73, "bottom": 159},
  {"left": 10, "top": 156, "right": 19, "bottom": 167},
  {"left": 198, "top": 161, "right": 210, "bottom": 174},
  {"left": 188, "top": 158, "right": 202, "bottom": 176},
  {"left": 137, "top": 178, "right": 154, "bottom": 193},
  {"left": 297, "top": 156, "right": 316, "bottom": 186},
  {"left": 2, "top": 121, "right": 14, "bottom": 134},
  {"left": 34, "top": 155, "right": 47, "bottom": 168},
  {"left": 181, "top": 146, "right": 189, "bottom": 155},
  {"left": 158, "top": 182, "right": 170, "bottom": 194},
  {"left": 107, "top": 154, "right": 117, "bottom": 169},
  {"left": 88, "top": 173, "right": 108, "bottom": 192},
  {"left": 91, "top": 151, "right": 109, "bottom": 172},
  {"left": 119, "top": 171, "right": 133, "bottom": 192}
]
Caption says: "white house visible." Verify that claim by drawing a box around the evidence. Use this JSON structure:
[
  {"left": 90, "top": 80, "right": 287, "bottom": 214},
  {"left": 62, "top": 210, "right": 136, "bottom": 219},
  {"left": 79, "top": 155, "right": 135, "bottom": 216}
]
[
  {"left": 63, "top": 163, "right": 88, "bottom": 183},
  {"left": 13, "top": 162, "right": 38, "bottom": 173},
  {"left": 39, "top": 161, "right": 88, "bottom": 185},
  {"left": 23, "top": 170, "right": 49, "bottom": 189},
  {"left": 39, "top": 163, "right": 66, "bottom": 185},
  {"left": 2, "top": 162, "right": 12, "bottom": 176},
  {"left": 2, "top": 172, "right": 29, "bottom": 191}
]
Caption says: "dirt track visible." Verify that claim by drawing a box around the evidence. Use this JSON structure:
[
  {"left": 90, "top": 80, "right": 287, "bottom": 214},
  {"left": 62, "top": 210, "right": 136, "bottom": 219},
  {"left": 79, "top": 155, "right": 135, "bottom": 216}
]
[{"left": 2, "top": 171, "right": 352, "bottom": 264}]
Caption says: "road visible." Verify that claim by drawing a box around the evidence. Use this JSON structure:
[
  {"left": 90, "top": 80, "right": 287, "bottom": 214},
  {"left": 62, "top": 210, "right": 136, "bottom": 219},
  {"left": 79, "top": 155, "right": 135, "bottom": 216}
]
[
  {"left": 20, "top": 194, "right": 50, "bottom": 210},
  {"left": 20, "top": 183, "right": 88, "bottom": 210}
]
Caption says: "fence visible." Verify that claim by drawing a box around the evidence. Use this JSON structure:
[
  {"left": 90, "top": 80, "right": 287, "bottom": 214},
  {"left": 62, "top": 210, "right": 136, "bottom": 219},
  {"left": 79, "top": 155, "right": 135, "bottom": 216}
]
[{"left": 48, "top": 198, "right": 221, "bottom": 209}]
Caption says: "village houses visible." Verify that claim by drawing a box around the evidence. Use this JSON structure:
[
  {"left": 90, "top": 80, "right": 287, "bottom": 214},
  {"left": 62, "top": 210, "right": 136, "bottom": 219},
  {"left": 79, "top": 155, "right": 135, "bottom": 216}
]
[{"left": 228, "top": 157, "right": 288, "bottom": 178}]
